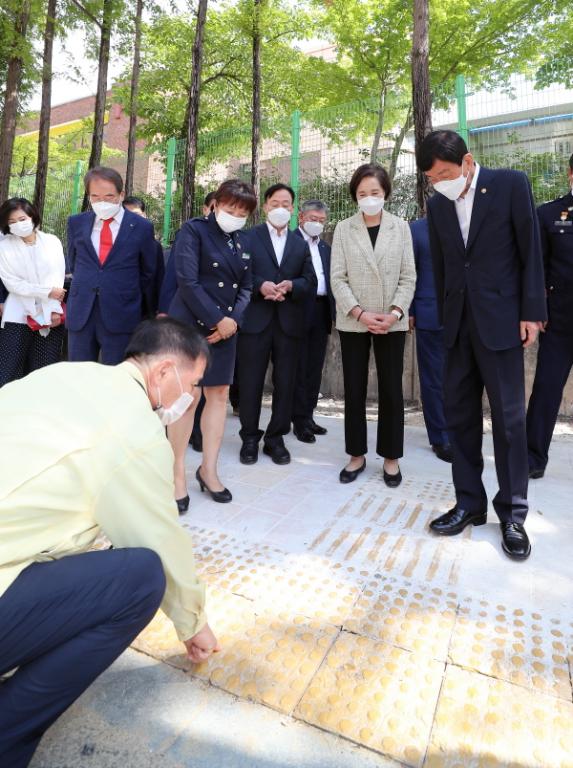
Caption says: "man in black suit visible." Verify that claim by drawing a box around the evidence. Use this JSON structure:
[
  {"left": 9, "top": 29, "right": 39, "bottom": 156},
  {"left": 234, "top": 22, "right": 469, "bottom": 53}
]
[
  {"left": 417, "top": 130, "right": 546, "bottom": 561},
  {"left": 292, "top": 199, "right": 335, "bottom": 443},
  {"left": 527, "top": 155, "right": 573, "bottom": 479},
  {"left": 238, "top": 183, "right": 317, "bottom": 465}
]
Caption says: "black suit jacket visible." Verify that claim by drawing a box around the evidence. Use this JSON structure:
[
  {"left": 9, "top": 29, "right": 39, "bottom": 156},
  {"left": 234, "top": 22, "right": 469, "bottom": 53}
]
[
  {"left": 427, "top": 166, "right": 547, "bottom": 351},
  {"left": 537, "top": 190, "right": 573, "bottom": 334},
  {"left": 240, "top": 223, "right": 317, "bottom": 338},
  {"left": 294, "top": 227, "right": 335, "bottom": 332}
]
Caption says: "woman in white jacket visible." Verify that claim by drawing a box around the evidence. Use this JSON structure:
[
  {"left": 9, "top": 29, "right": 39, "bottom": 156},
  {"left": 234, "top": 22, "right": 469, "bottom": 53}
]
[{"left": 0, "top": 198, "right": 66, "bottom": 387}]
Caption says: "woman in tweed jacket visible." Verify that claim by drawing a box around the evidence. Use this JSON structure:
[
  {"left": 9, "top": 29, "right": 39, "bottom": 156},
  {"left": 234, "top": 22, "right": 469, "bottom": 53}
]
[{"left": 330, "top": 163, "right": 416, "bottom": 486}]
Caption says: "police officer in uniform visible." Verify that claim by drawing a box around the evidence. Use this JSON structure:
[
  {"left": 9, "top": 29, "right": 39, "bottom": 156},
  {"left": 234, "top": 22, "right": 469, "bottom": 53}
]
[{"left": 527, "top": 156, "right": 573, "bottom": 478}]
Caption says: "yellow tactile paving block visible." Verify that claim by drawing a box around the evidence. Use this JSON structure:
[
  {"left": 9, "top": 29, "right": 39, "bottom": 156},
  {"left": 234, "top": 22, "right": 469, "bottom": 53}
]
[
  {"left": 194, "top": 610, "right": 339, "bottom": 714},
  {"left": 344, "top": 577, "right": 457, "bottom": 662},
  {"left": 132, "top": 587, "right": 257, "bottom": 672},
  {"left": 449, "top": 601, "right": 573, "bottom": 700},
  {"left": 296, "top": 631, "right": 444, "bottom": 768},
  {"left": 426, "top": 665, "right": 573, "bottom": 768}
]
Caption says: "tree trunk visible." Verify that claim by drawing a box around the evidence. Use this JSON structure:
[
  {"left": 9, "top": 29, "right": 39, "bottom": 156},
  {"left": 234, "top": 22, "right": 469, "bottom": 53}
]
[
  {"left": 369, "top": 84, "right": 386, "bottom": 162},
  {"left": 34, "top": 0, "right": 57, "bottom": 220},
  {"left": 250, "top": 0, "right": 262, "bottom": 223},
  {"left": 388, "top": 106, "right": 413, "bottom": 182},
  {"left": 181, "top": 0, "right": 209, "bottom": 222},
  {"left": 125, "top": 0, "right": 143, "bottom": 196},
  {"left": 411, "top": 0, "right": 432, "bottom": 215},
  {"left": 82, "top": 0, "right": 113, "bottom": 210},
  {"left": 0, "top": 2, "right": 31, "bottom": 202}
]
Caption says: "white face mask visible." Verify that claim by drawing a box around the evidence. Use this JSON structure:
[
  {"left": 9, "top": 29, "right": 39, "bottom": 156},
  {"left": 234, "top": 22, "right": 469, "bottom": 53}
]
[
  {"left": 92, "top": 201, "right": 122, "bottom": 220},
  {"left": 433, "top": 163, "right": 469, "bottom": 201},
  {"left": 267, "top": 207, "right": 291, "bottom": 228},
  {"left": 358, "top": 196, "right": 385, "bottom": 216},
  {"left": 9, "top": 219, "right": 35, "bottom": 238},
  {"left": 302, "top": 220, "right": 324, "bottom": 237},
  {"left": 155, "top": 366, "right": 194, "bottom": 426},
  {"left": 216, "top": 209, "right": 247, "bottom": 233}
]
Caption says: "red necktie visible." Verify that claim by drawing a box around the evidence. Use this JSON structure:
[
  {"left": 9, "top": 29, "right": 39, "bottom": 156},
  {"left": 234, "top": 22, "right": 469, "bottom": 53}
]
[{"left": 99, "top": 219, "right": 113, "bottom": 264}]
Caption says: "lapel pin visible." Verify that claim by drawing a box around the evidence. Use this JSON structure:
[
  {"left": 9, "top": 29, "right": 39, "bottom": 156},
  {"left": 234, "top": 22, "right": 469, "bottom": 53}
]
[{"left": 481, "top": 188, "right": 487, "bottom": 194}]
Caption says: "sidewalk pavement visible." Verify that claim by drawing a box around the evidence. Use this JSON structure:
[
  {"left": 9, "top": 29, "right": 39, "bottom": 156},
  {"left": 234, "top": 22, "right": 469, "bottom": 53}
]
[{"left": 32, "top": 407, "right": 573, "bottom": 768}]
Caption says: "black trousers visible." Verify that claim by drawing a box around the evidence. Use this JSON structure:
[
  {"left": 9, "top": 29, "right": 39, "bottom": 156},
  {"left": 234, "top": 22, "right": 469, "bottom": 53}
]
[
  {"left": 444, "top": 302, "right": 528, "bottom": 524},
  {"left": 0, "top": 322, "right": 65, "bottom": 388},
  {"left": 0, "top": 548, "right": 166, "bottom": 768},
  {"left": 238, "top": 322, "right": 301, "bottom": 445},
  {"left": 416, "top": 328, "right": 449, "bottom": 447},
  {"left": 339, "top": 330, "right": 406, "bottom": 459},
  {"left": 526, "top": 328, "right": 573, "bottom": 472},
  {"left": 293, "top": 297, "right": 330, "bottom": 427}
]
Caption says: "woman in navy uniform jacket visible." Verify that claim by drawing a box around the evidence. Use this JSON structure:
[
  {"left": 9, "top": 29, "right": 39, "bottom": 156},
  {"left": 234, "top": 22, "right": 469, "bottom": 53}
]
[{"left": 167, "top": 180, "right": 257, "bottom": 510}]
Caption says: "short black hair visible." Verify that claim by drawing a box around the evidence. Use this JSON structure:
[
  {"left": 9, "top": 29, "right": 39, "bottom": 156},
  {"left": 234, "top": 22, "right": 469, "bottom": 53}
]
[
  {"left": 124, "top": 317, "right": 210, "bottom": 366},
  {"left": 124, "top": 195, "right": 145, "bottom": 212},
  {"left": 204, "top": 191, "right": 217, "bottom": 207},
  {"left": 215, "top": 179, "right": 257, "bottom": 213},
  {"left": 264, "top": 183, "right": 295, "bottom": 203},
  {"left": 349, "top": 164, "right": 391, "bottom": 202},
  {"left": 569, "top": 153, "right": 573, "bottom": 172},
  {"left": 0, "top": 197, "right": 41, "bottom": 235},
  {"left": 84, "top": 166, "right": 124, "bottom": 194},
  {"left": 416, "top": 130, "right": 468, "bottom": 172}
]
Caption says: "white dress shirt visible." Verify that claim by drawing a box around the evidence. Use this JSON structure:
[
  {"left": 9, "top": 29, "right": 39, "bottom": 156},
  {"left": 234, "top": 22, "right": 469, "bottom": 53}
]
[
  {"left": 298, "top": 227, "right": 327, "bottom": 295},
  {"left": 91, "top": 206, "right": 125, "bottom": 255},
  {"left": 455, "top": 163, "right": 481, "bottom": 246},
  {"left": 266, "top": 221, "right": 287, "bottom": 265}
]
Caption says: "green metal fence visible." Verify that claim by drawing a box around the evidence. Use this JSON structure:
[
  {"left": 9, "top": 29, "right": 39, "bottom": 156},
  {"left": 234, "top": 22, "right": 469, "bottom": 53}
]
[{"left": 9, "top": 74, "right": 573, "bottom": 244}]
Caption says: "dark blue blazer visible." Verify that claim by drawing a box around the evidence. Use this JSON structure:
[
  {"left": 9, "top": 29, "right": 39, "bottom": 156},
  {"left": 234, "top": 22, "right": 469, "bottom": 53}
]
[
  {"left": 66, "top": 209, "right": 157, "bottom": 334},
  {"left": 157, "top": 233, "right": 180, "bottom": 314},
  {"left": 240, "top": 223, "right": 317, "bottom": 338},
  {"left": 293, "top": 227, "right": 335, "bottom": 332},
  {"left": 427, "top": 167, "right": 547, "bottom": 351},
  {"left": 168, "top": 213, "right": 252, "bottom": 332},
  {"left": 409, "top": 218, "right": 442, "bottom": 331},
  {"left": 537, "top": 190, "right": 573, "bottom": 334}
]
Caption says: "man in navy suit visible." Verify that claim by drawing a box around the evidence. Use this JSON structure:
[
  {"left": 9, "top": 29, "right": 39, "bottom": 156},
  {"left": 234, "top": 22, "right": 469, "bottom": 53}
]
[
  {"left": 123, "top": 195, "right": 165, "bottom": 318},
  {"left": 417, "top": 130, "right": 546, "bottom": 561},
  {"left": 66, "top": 167, "right": 157, "bottom": 364},
  {"left": 292, "top": 199, "right": 335, "bottom": 443},
  {"left": 527, "top": 155, "right": 573, "bottom": 479},
  {"left": 238, "top": 183, "right": 317, "bottom": 465},
  {"left": 409, "top": 217, "right": 451, "bottom": 463}
]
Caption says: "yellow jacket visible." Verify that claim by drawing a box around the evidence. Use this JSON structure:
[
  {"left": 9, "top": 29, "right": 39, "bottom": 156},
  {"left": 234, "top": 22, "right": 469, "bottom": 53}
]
[{"left": 0, "top": 360, "right": 205, "bottom": 641}]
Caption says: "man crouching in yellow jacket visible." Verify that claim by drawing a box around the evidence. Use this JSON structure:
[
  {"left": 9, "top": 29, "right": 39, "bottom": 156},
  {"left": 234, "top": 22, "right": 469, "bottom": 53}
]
[{"left": 0, "top": 317, "right": 219, "bottom": 768}]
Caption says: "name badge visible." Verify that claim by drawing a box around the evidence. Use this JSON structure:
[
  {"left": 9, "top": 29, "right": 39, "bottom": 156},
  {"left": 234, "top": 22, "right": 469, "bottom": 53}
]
[
  {"left": 242, "top": 253, "right": 251, "bottom": 259},
  {"left": 554, "top": 220, "right": 572, "bottom": 227}
]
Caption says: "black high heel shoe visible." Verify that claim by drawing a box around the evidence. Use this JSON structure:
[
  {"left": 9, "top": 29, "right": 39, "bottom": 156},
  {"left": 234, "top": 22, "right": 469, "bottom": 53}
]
[
  {"left": 176, "top": 495, "right": 190, "bottom": 514},
  {"left": 196, "top": 467, "right": 232, "bottom": 503}
]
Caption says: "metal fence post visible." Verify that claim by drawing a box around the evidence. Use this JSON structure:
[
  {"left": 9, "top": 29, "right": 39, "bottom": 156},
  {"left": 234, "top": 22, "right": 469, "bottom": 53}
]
[
  {"left": 162, "top": 137, "right": 177, "bottom": 246},
  {"left": 455, "top": 74, "right": 469, "bottom": 147},
  {"left": 71, "top": 160, "right": 83, "bottom": 214},
  {"left": 290, "top": 109, "right": 301, "bottom": 229}
]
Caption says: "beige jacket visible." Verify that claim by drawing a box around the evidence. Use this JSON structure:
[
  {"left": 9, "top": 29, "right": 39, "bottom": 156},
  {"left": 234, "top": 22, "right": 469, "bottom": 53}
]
[{"left": 331, "top": 210, "right": 416, "bottom": 333}]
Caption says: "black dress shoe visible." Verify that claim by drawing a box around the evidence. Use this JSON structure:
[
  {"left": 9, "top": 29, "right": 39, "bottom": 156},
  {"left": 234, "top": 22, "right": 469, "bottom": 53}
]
[
  {"left": 383, "top": 465, "right": 402, "bottom": 488},
  {"left": 430, "top": 505, "right": 487, "bottom": 536},
  {"left": 240, "top": 441, "right": 259, "bottom": 465},
  {"left": 339, "top": 459, "right": 366, "bottom": 484},
  {"left": 500, "top": 522, "right": 531, "bottom": 560},
  {"left": 190, "top": 433, "right": 202, "bottom": 452},
  {"left": 309, "top": 419, "right": 327, "bottom": 435},
  {"left": 176, "top": 495, "right": 190, "bottom": 515},
  {"left": 432, "top": 443, "right": 453, "bottom": 463},
  {"left": 528, "top": 468, "right": 545, "bottom": 480},
  {"left": 196, "top": 467, "right": 232, "bottom": 503},
  {"left": 263, "top": 443, "right": 291, "bottom": 465},
  {"left": 293, "top": 424, "right": 316, "bottom": 443}
]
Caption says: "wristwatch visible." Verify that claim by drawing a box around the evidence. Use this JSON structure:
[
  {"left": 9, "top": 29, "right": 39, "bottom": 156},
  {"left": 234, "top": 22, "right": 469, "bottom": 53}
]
[{"left": 390, "top": 307, "right": 404, "bottom": 321}]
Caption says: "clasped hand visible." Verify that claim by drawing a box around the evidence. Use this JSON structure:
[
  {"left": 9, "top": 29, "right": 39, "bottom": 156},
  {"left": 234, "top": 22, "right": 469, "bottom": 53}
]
[
  {"left": 207, "top": 316, "right": 237, "bottom": 344},
  {"left": 260, "top": 280, "right": 292, "bottom": 301},
  {"left": 359, "top": 311, "right": 397, "bottom": 334}
]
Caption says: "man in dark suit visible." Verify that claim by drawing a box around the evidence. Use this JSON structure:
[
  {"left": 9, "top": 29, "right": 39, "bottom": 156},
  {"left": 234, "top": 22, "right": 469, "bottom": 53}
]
[
  {"left": 292, "top": 199, "right": 335, "bottom": 443},
  {"left": 238, "top": 183, "right": 317, "bottom": 465},
  {"left": 527, "top": 155, "right": 573, "bottom": 479},
  {"left": 417, "top": 130, "right": 546, "bottom": 561},
  {"left": 123, "top": 195, "right": 165, "bottom": 318},
  {"left": 409, "top": 217, "right": 451, "bottom": 463},
  {"left": 66, "top": 167, "right": 157, "bottom": 364}
]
